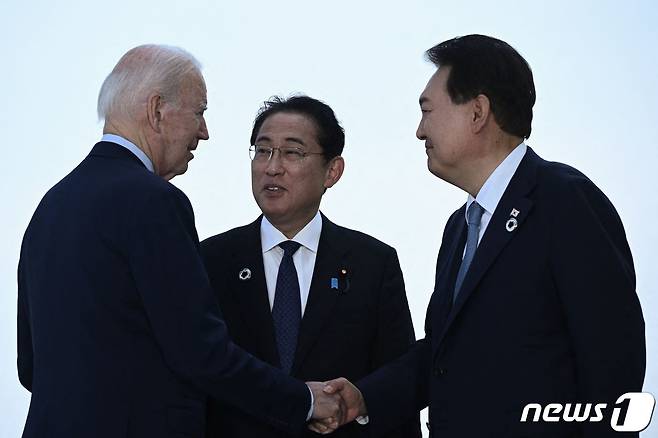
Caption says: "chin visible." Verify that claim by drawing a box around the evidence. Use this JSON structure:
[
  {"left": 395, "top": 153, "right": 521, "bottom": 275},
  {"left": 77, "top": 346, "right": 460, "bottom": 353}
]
[
  {"left": 427, "top": 161, "right": 445, "bottom": 179},
  {"left": 255, "top": 197, "right": 282, "bottom": 216}
]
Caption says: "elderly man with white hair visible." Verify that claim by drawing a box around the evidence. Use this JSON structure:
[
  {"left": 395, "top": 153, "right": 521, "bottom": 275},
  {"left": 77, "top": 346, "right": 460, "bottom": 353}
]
[{"left": 17, "top": 44, "right": 343, "bottom": 438}]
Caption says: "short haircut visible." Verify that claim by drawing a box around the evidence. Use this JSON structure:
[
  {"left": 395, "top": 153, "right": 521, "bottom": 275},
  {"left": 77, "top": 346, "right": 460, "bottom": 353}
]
[
  {"left": 426, "top": 34, "right": 535, "bottom": 139},
  {"left": 250, "top": 95, "right": 345, "bottom": 160},
  {"left": 97, "top": 44, "right": 201, "bottom": 121}
]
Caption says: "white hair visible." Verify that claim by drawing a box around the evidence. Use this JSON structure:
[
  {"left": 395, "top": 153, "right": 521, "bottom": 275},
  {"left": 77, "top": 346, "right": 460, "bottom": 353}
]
[{"left": 97, "top": 44, "right": 202, "bottom": 121}]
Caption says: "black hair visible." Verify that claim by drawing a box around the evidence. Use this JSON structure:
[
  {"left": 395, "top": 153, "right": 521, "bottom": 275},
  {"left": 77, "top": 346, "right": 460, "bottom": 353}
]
[
  {"left": 426, "top": 34, "right": 535, "bottom": 138},
  {"left": 250, "top": 95, "right": 345, "bottom": 160}
]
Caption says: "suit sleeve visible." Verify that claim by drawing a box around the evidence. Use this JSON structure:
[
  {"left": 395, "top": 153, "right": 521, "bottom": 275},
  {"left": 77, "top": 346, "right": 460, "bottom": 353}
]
[
  {"left": 357, "top": 332, "right": 430, "bottom": 437},
  {"left": 122, "top": 187, "right": 310, "bottom": 436},
  {"left": 550, "top": 176, "right": 645, "bottom": 437},
  {"left": 356, "top": 210, "right": 463, "bottom": 437},
  {"left": 367, "top": 248, "right": 421, "bottom": 438}
]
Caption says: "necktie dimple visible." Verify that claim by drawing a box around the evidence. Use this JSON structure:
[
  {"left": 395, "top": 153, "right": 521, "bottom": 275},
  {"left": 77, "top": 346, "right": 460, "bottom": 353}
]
[
  {"left": 453, "top": 202, "right": 485, "bottom": 303},
  {"left": 272, "top": 240, "right": 302, "bottom": 373}
]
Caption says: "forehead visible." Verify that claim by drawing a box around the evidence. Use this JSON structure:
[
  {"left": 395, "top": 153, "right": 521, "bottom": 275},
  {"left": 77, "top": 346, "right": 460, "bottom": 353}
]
[
  {"left": 178, "top": 71, "right": 207, "bottom": 103},
  {"left": 256, "top": 112, "right": 319, "bottom": 144},
  {"left": 419, "top": 66, "right": 450, "bottom": 105}
]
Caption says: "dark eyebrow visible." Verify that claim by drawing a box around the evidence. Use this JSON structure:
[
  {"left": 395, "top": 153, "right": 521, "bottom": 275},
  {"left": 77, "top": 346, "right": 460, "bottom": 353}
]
[
  {"left": 419, "top": 96, "right": 429, "bottom": 106},
  {"left": 254, "top": 135, "right": 306, "bottom": 147},
  {"left": 284, "top": 137, "right": 305, "bottom": 147}
]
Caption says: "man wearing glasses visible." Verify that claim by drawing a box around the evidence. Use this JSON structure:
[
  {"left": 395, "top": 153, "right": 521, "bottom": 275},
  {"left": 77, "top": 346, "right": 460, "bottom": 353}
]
[{"left": 201, "top": 95, "right": 421, "bottom": 438}]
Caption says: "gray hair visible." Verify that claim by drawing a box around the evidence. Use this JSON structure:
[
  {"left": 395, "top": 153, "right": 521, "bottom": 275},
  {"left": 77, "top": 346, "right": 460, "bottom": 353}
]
[{"left": 97, "top": 44, "right": 202, "bottom": 121}]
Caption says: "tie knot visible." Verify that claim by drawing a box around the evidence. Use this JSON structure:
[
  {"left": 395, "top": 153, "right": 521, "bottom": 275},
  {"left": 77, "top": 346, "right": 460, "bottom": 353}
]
[
  {"left": 279, "top": 240, "right": 302, "bottom": 257},
  {"left": 467, "top": 202, "right": 485, "bottom": 227}
]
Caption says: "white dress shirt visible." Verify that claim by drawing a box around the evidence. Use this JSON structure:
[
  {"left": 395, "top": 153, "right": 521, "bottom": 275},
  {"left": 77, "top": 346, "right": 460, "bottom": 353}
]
[
  {"left": 261, "top": 212, "right": 322, "bottom": 419},
  {"left": 260, "top": 211, "right": 322, "bottom": 316},
  {"left": 466, "top": 142, "right": 527, "bottom": 245},
  {"left": 101, "top": 133, "right": 154, "bottom": 173}
]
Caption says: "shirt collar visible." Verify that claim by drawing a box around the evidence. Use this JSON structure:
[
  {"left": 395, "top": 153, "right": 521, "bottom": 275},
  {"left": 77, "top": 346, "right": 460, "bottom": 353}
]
[
  {"left": 466, "top": 142, "right": 527, "bottom": 220},
  {"left": 260, "top": 211, "right": 322, "bottom": 254},
  {"left": 101, "top": 133, "right": 154, "bottom": 173}
]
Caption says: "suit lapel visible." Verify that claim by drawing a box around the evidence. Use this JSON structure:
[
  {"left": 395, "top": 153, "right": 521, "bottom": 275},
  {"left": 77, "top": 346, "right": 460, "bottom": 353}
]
[
  {"left": 432, "top": 215, "right": 467, "bottom": 341},
  {"left": 436, "top": 148, "right": 540, "bottom": 346},
  {"left": 230, "top": 217, "right": 280, "bottom": 366},
  {"left": 291, "top": 215, "right": 349, "bottom": 374}
]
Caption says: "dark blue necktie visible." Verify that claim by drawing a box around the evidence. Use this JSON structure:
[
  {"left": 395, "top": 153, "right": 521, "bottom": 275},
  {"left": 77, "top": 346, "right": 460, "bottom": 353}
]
[
  {"left": 272, "top": 240, "right": 302, "bottom": 373},
  {"left": 453, "top": 202, "right": 485, "bottom": 302}
]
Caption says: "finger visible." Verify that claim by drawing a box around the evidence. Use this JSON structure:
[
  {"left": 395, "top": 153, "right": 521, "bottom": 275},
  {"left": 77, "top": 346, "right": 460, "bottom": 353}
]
[
  {"left": 309, "top": 418, "right": 339, "bottom": 433},
  {"left": 308, "top": 421, "right": 328, "bottom": 434}
]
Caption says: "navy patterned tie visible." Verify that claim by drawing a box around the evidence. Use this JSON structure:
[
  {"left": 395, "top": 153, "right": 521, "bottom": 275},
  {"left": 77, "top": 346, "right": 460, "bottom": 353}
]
[
  {"left": 272, "top": 240, "right": 302, "bottom": 373},
  {"left": 453, "top": 202, "right": 485, "bottom": 302}
]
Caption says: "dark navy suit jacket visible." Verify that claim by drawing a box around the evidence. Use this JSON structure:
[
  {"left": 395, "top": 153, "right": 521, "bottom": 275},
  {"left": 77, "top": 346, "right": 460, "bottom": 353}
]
[
  {"left": 358, "top": 147, "right": 645, "bottom": 438},
  {"left": 200, "top": 215, "right": 420, "bottom": 438},
  {"left": 17, "top": 142, "right": 310, "bottom": 438}
]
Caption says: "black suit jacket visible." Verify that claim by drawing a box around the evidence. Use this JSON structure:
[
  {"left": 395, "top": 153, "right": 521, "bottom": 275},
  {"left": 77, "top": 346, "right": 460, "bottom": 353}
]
[
  {"left": 17, "top": 142, "right": 310, "bottom": 438},
  {"left": 201, "top": 215, "right": 421, "bottom": 438},
  {"left": 358, "top": 147, "right": 645, "bottom": 438}
]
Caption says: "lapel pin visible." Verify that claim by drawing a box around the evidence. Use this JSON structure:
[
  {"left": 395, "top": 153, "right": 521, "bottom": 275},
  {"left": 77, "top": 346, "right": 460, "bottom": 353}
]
[
  {"left": 330, "top": 278, "right": 339, "bottom": 289},
  {"left": 506, "top": 208, "right": 520, "bottom": 232},
  {"left": 339, "top": 268, "right": 350, "bottom": 294},
  {"left": 506, "top": 218, "right": 518, "bottom": 232},
  {"left": 238, "top": 268, "right": 251, "bottom": 281}
]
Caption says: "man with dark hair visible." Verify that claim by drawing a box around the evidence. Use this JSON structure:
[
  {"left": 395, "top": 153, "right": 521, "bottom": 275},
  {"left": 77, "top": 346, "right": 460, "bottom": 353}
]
[
  {"left": 320, "top": 34, "right": 645, "bottom": 437},
  {"left": 201, "top": 95, "right": 421, "bottom": 438}
]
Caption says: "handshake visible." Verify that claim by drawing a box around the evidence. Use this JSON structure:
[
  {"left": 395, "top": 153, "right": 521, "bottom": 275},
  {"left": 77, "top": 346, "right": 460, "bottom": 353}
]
[{"left": 307, "top": 378, "right": 368, "bottom": 434}]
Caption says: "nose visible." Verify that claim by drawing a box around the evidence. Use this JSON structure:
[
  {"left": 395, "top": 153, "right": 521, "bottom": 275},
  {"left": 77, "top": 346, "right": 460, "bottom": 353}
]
[
  {"left": 198, "top": 117, "right": 209, "bottom": 140},
  {"left": 265, "top": 150, "right": 284, "bottom": 176},
  {"left": 416, "top": 118, "right": 425, "bottom": 140}
]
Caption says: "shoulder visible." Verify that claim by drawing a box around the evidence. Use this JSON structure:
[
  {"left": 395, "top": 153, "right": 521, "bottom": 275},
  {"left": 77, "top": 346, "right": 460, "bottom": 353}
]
[
  {"left": 536, "top": 156, "right": 592, "bottom": 190},
  {"left": 325, "top": 220, "right": 397, "bottom": 258},
  {"left": 116, "top": 169, "right": 194, "bottom": 217},
  {"left": 201, "top": 221, "right": 256, "bottom": 258},
  {"left": 529, "top": 153, "right": 628, "bottom": 244},
  {"left": 41, "top": 154, "right": 192, "bottom": 219},
  {"left": 532, "top": 155, "right": 615, "bottom": 211}
]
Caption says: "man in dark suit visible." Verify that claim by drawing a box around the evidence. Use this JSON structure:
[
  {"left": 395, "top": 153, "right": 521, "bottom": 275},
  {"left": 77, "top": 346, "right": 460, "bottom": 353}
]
[
  {"left": 201, "top": 96, "right": 420, "bottom": 438},
  {"left": 17, "top": 45, "right": 343, "bottom": 438},
  {"left": 320, "top": 35, "right": 646, "bottom": 437}
]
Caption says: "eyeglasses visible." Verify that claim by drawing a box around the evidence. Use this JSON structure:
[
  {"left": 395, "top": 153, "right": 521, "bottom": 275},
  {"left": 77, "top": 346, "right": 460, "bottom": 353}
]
[{"left": 249, "top": 144, "right": 325, "bottom": 163}]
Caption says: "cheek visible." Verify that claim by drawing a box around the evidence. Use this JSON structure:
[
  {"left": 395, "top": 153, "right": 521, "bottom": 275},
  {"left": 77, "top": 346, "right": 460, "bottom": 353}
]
[{"left": 251, "top": 165, "right": 264, "bottom": 188}]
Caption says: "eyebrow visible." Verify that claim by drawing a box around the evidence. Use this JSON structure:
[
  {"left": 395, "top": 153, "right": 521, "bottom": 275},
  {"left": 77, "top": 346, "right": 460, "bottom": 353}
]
[
  {"left": 255, "top": 135, "right": 306, "bottom": 147},
  {"left": 419, "top": 96, "right": 429, "bottom": 106}
]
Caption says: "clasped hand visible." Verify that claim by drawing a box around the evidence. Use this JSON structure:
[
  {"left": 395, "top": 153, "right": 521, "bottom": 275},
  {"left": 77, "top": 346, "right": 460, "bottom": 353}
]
[{"left": 306, "top": 378, "right": 367, "bottom": 434}]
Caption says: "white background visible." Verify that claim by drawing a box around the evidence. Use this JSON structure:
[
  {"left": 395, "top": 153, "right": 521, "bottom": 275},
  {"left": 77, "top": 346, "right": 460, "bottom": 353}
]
[{"left": 2, "top": 0, "right": 657, "bottom": 436}]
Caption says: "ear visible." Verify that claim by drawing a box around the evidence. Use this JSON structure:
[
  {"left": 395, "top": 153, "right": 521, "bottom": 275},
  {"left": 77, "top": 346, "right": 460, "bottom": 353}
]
[
  {"left": 323, "top": 156, "right": 345, "bottom": 189},
  {"left": 146, "top": 92, "right": 164, "bottom": 133},
  {"left": 470, "top": 94, "right": 491, "bottom": 134}
]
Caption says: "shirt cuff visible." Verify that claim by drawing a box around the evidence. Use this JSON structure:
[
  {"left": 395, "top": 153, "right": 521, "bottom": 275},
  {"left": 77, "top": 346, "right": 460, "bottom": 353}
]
[{"left": 306, "top": 385, "right": 314, "bottom": 421}]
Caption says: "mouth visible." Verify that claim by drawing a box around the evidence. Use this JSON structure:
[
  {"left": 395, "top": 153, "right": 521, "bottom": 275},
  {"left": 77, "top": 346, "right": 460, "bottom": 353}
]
[{"left": 263, "top": 184, "right": 286, "bottom": 193}]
